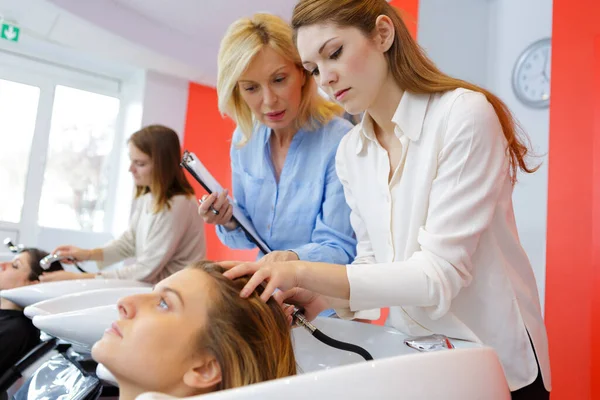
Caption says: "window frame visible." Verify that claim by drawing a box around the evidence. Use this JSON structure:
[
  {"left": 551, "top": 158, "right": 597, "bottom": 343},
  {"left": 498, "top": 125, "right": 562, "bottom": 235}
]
[{"left": 0, "top": 51, "right": 125, "bottom": 253}]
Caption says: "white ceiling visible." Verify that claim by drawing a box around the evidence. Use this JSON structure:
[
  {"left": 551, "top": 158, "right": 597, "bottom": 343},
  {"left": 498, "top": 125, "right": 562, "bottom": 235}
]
[
  {"left": 28, "top": 0, "right": 299, "bottom": 86},
  {"left": 113, "top": 0, "right": 296, "bottom": 39},
  {"left": 0, "top": 0, "right": 395, "bottom": 86}
]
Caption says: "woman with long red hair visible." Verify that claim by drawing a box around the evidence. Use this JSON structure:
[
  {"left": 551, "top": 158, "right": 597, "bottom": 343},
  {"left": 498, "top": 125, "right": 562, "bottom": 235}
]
[{"left": 224, "top": 1, "right": 551, "bottom": 398}]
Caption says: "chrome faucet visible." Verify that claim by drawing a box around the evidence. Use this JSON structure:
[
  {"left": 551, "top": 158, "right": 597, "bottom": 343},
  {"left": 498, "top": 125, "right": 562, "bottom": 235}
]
[
  {"left": 405, "top": 334, "right": 455, "bottom": 352},
  {"left": 4, "top": 238, "right": 24, "bottom": 253},
  {"left": 4, "top": 237, "right": 86, "bottom": 272}
]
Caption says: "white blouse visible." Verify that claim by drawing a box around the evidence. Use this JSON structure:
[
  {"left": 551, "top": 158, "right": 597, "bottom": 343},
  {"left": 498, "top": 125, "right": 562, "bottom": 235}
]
[
  {"left": 97, "top": 193, "right": 206, "bottom": 284},
  {"left": 334, "top": 88, "right": 550, "bottom": 392}
]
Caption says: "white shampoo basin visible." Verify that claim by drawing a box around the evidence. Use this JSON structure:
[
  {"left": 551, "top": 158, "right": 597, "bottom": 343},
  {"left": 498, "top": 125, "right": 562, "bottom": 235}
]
[
  {"left": 96, "top": 363, "right": 119, "bottom": 386},
  {"left": 136, "top": 346, "right": 509, "bottom": 400},
  {"left": 29, "top": 307, "right": 506, "bottom": 400},
  {"left": 24, "top": 287, "right": 152, "bottom": 318},
  {"left": 1, "top": 279, "right": 150, "bottom": 308},
  {"left": 292, "top": 318, "right": 477, "bottom": 373},
  {"left": 32, "top": 304, "right": 118, "bottom": 350}
]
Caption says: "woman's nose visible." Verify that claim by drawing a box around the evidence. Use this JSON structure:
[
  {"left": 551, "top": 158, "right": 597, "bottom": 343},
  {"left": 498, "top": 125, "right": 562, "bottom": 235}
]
[
  {"left": 117, "top": 296, "right": 136, "bottom": 319},
  {"left": 263, "top": 87, "right": 277, "bottom": 106},
  {"left": 319, "top": 67, "right": 337, "bottom": 88}
]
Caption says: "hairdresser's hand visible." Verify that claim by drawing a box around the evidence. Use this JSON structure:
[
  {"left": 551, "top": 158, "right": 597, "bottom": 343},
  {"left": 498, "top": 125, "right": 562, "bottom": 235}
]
[
  {"left": 51, "top": 245, "right": 91, "bottom": 263},
  {"left": 39, "top": 271, "right": 95, "bottom": 282},
  {"left": 198, "top": 191, "right": 238, "bottom": 230},
  {"left": 276, "top": 288, "right": 329, "bottom": 323},
  {"left": 221, "top": 260, "right": 301, "bottom": 302},
  {"left": 258, "top": 250, "right": 299, "bottom": 264}
]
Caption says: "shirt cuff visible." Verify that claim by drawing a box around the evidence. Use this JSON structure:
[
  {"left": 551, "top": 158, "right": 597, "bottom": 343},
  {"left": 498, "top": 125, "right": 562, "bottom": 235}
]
[
  {"left": 97, "top": 270, "right": 117, "bottom": 279},
  {"left": 215, "top": 224, "right": 255, "bottom": 248},
  {"left": 101, "top": 244, "right": 123, "bottom": 265},
  {"left": 333, "top": 306, "right": 381, "bottom": 321},
  {"left": 289, "top": 243, "right": 319, "bottom": 261},
  {"left": 346, "top": 261, "right": 431, "bottom": 311}
]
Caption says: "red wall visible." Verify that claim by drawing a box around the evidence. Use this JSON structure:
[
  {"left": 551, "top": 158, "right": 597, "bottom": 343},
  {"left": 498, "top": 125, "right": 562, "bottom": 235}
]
[
  {"left": 391, "top": 0, "right": 419, "bottom": 39},
  {"left": 182, "top": 83, "right": 257, "bottom": 262},
  {"left": 593, "top": 36, "right": 600, "bottom": 398},
  {"left": 544, "top": 0, "right": 600, "bottom": 398}
]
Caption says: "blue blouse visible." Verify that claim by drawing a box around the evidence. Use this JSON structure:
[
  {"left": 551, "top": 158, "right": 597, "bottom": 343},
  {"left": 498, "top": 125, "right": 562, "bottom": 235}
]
[{"left": 216, "top": 117, "right": 357, "bottom": 265}]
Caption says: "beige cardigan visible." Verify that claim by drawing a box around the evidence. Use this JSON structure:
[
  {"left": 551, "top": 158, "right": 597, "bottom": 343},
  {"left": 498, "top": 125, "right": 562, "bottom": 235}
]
[{"left": 97, "top": 193, "right": 206, "bottom": 284}]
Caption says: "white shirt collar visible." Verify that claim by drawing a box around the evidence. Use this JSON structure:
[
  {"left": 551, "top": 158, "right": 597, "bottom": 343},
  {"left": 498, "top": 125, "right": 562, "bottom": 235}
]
[{"left": 355, "top": 91, "right": 431, "bottom": 154}]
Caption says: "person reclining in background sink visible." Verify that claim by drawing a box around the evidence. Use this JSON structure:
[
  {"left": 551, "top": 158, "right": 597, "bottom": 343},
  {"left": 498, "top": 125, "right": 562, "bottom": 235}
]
[
  {"left": 0, "top": 248, "right": 63, "bottom": 376},
  {"left": 91, "top": 260, "right": 296, "bottom": 400}
]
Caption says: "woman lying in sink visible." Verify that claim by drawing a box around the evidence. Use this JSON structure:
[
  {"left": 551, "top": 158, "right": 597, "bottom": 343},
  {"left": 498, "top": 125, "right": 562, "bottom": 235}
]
[
  {"left": 0, "top": 248, "right": 63, "bottom": 375},
  {"left": 91, "top": 261, "right": 297, "bottom": 400}
]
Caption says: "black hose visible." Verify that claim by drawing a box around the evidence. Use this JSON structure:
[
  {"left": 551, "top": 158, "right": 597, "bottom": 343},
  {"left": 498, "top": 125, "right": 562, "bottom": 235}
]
[
  {"left": 73, "top": 262, "right": 87, "bottom": 273},
  {"left": 312, "top": 328, "right": 374, "bottom": 361},
  {"left": 292, "top": 310, "right": 374, "bottom": 361}
]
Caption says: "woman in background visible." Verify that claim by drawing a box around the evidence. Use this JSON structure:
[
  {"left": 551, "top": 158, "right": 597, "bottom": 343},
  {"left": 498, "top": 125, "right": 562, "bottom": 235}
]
[{"left": 43, "top": 125, "right": 206, "bottom": 284}]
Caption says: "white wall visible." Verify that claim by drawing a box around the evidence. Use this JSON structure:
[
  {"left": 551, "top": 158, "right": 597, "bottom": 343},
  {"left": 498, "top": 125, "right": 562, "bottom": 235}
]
[
  {"left": 418, "top": 0, "right": 553, "bottom": 310},
  {"left": 140, "top": 70, "right": 190, "bottom": 141},
  {"left": 417, "top": 0, "right": 490, "bottom": 87},
  {"left": 487, "top": 0, "right": 553, "bottom": 312}
]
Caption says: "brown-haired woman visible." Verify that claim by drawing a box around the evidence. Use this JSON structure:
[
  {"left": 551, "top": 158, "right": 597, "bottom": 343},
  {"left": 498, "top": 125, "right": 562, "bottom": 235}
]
[
  {"left": 43, "top": 125, "right": 206, "bottom": 284},
  {"left": 91, "top": 260, "right": 296, "bottom": 400},
  {"left": 223, "top": 1, "right": 551, "bottom": 399},
  {"left": 1, "top": 248, "right": 63, "bottom": 375}
]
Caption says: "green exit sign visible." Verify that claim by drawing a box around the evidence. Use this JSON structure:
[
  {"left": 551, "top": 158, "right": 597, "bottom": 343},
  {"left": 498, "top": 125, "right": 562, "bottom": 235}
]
[{"left": 1, "top": 23, "right": 20, "bottom": 42}]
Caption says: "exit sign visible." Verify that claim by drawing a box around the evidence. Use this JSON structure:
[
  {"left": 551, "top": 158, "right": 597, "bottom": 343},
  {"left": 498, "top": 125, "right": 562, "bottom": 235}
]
[{"left": 1, "top": 23, "right": 19, "bottom": 42}]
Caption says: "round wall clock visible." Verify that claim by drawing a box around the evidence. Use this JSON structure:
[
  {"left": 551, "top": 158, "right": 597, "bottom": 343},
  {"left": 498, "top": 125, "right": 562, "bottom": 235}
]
[{"left": 512, "top": 38, "right": 551, "bottom": 108}]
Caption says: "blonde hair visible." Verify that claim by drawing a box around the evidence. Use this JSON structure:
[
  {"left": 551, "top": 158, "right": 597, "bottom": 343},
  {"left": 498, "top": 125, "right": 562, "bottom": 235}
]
[
  {"left": 292, "top": 0, "right": 538, "bottom": 183},
  {"left": 129, "top": 125, "right": 194, "bottom": 213},
  {"left": 188, "top": 261, "right": 296, "bottom": 390},
  {"left": 217, "top": 13, "right": 343, "bottom": 146}
]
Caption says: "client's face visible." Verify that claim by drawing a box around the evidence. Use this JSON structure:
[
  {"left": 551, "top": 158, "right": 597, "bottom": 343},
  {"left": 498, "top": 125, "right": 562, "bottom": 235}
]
[
  {"left": 92, "top": 269, "right": 218, "bottom": 395},
  {"left": 0, "top": 253, "right": 35, "bottom": 290}
]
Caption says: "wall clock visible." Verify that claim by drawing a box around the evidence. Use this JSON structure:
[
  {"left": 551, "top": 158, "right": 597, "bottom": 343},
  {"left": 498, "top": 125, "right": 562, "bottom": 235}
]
[{"left": 512, "top": 38, "right": 551, "bottom": 108}]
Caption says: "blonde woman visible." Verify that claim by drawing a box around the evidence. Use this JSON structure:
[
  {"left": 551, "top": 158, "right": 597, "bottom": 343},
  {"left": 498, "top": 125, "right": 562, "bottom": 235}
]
[
  {"left": 42, "top": 125, "right": 206, "bottom": 284},
  {"left": 91, "top": 261, "right": 296, "bottom": 400},
  {"left": 198, "top": 14, "right": 357, "bottom": 306},
  {"left": 224, "top": 0, "right": 551, "bottom": 398}
]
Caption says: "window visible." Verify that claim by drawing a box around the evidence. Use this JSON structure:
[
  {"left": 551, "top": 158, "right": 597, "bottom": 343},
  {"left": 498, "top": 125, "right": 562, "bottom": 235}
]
[
  {"left": 38, "top": 86, "right": 120, "bottom": 231},
  {"left": 0, "top": 79, "right": 40, "bottom": 223},
  {"left": 0, "top": 50, "right": 125, "bottom": 253}
]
